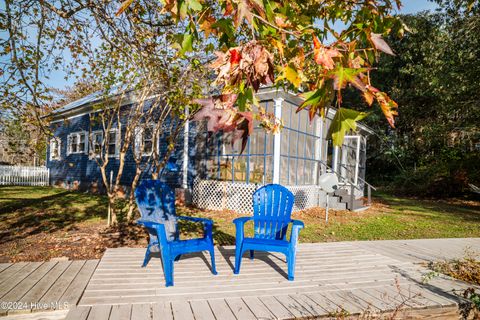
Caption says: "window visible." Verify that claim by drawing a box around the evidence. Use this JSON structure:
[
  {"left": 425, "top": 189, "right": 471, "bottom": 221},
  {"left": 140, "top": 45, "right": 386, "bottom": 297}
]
[
  {"left": 90, "top": 130, "right": 119, "bottom": 157},
  {"left": 134, "top": 125, "right": 156, "bottom": 156},
  {"left": 67, "top": 132, "right": 87, "bottom": 155},
  {"left": 90, "top": 131, "right": 103, "bottom": 157},
  {"left": 142, "top": 126, "right": 154, "bottom": 154},
  {"left": 49, "top": 138, "right": 61, "bottom": 161},
  {"left": 107, "top": 130, "right": 118, "bottom": 156}
]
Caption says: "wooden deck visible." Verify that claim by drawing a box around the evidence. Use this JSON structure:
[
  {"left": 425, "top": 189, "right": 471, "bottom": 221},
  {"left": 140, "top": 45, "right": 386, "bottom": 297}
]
[
  {"left": 0, "top": 260, "right": 98, "bottom": 317},
  {"left": 74, "top": 239, "right": 479, "bottom": 319},
  {"left": 1, "top": 238, "right": 479, "bottom": 319}
]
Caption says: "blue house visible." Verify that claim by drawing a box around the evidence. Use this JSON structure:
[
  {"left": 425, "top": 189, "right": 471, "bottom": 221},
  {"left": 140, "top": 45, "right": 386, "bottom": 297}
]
[{"left": 47, "top": 87, "right": 374, "bottom": 212}]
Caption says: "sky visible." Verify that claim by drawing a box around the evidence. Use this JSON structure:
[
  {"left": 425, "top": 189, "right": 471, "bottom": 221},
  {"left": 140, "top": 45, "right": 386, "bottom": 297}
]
[{"left": 43, "top": 0, "right": 438, "bottom": 90}]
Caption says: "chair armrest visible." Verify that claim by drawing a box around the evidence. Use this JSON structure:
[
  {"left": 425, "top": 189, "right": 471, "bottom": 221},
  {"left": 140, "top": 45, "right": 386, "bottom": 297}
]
[
  {"left": 232, "top": 217, "right": 253, "bottom": 244},
  {"left": 137, "top": 219, "right": 162, "bottom": 229},
  {"left": 177, "top": 215, "right": 213, "bottom": 225},
  {"left": 233, "top": 216, "right": 253, "bottom": 226},
  {"left": 291, "top": 219, "right": 305, "bottom": 229},
  {"left": 289, "top": 219, "right": 304, "bottom": 247},
  {"left": 136, "top": 219, "right": 170, "bottom": 245}
]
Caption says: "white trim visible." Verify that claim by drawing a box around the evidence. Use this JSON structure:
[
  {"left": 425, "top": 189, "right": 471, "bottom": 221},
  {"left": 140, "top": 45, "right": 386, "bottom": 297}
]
[
  {"left": 66, "top": 131, "right": 88, "bottom": 155},
  {"left": 89, "top": 130, "right": 103, "bottom": 159},
  {"left": 313, "top": 118, "right": 322, "bottom": 184},
  {"left": 272, "top": 97, "right": 283, "bottom": 184},
  {"left": 89, "top": 128, "right": 120, "bottom": 158},
  {"left": 49, "top": 137, "right": 62, "bottom": 161},
  {"left": 182, "top": 106, "right": 190, "bottom": 189},
  {"left": 134, "top": 124, "right": 159, "bottom": 157},
  {"left": 50, "top": 112, "right": 89, "bottom": 124},
  {"left": 107, "top": 128, "right": 120, "bottom": 158}
]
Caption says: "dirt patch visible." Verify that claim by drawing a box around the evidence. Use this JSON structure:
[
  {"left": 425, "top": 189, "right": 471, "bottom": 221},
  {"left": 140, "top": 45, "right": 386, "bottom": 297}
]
[{"left": 0, "top": 221, "right": 149, "bottom": 263}]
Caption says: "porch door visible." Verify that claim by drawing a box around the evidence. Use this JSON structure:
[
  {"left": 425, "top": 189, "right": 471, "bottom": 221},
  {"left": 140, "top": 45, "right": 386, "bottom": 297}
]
[{"left": 332, "top": 135, "right": 363, "bottom": 186}]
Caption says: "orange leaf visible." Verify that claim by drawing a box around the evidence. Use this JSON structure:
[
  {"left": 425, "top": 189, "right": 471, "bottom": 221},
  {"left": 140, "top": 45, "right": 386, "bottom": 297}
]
[
  {"left": 375, "top": 92, "right": 398, "bottom": 127},
  {"left": 313, "top": 36, "right": 341, "bottom": 70}
]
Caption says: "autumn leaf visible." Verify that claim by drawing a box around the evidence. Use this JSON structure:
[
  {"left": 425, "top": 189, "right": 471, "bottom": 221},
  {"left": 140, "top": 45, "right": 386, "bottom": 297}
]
[
  {"left": 115, "top": 0, "right": 134, "bottom": 16},
  {"left": 328, "top": 108, "right": 369, "bottom": 146},
  {"left": 332, "top": 66, "right": 366, "bottom": 91},
  {"left": 297, "top": 85, "right": 334, "bottom": 120},
  {"left": 313, "top": 36, "right": 341, "bottom": 70},
  {"left": 229, "top": 48, "right": 242, "bottom": 65},
  {"left": 370, "top": 33, "right": 395, "bottom": 56},
  {"left": 361, "top": 85, "right": 379, "bottom": 106},
  {"left": 375, "top": 91, "right": 398, "bottom": 127},
  {"left": 278, "top": 65, "right": 304, "bottom": 88},
  {"left": 192, "top": 94, "right": 254, "bottom": 153}
]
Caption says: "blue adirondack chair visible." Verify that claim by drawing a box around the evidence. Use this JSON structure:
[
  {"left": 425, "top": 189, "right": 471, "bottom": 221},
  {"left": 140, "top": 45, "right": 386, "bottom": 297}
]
[
  {"left": 135, "top": 180, "right": 217, "bottom": 287},
  {"left": 233, "top": 184, "right": 304, "bottom": 280}
]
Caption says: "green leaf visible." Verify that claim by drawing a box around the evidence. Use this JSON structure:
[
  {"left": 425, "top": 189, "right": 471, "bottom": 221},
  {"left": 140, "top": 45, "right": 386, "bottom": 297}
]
[
  {"left": 328, "top": 108, "right": 368, "bottom": 146},
  {"left": 188, "top": 0, "right": 202, "bottom": 11},
  {"left": 179, "top": 33, "right": 193, "bottom": 56}
]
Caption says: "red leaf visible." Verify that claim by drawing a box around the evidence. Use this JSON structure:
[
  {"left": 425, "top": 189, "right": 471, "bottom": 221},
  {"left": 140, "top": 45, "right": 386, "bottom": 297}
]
[
  {"left": 370, "top": 33, "right": 395, "bottom": 56},
  {"left": 229, "top": 49, "right": 242, "bottom": 65}
]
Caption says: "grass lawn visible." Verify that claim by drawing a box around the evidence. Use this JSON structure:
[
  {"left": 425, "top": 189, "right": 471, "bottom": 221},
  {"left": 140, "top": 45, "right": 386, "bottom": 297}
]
[{"left": 0, "top": 186, "right": 479, "bottom": 262}]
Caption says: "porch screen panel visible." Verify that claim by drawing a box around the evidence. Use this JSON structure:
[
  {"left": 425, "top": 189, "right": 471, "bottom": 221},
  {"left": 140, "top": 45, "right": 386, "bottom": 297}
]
[
  {"left": 200, "top": 102, "right": 274, "bottom": 184},
  {"left": 339, "top": 136, "right": 359, "bottom": 185},
  {"left": 279, "top": 101, "right": 322, "bottom": 186}
]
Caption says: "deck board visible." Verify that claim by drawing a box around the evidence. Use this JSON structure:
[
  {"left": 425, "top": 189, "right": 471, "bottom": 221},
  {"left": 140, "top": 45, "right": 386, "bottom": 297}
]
[
  {"left": 1, "top": 238, "right": 479, "bottom": 319},
  {"left": 0, "top": 260, "right": 98, "bottom": 316}
]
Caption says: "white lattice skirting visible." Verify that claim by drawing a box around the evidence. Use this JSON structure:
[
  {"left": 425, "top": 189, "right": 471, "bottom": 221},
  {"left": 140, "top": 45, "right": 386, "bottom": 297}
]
[{"left": 192, "top": 179, "right": 325, "bottom": 213}]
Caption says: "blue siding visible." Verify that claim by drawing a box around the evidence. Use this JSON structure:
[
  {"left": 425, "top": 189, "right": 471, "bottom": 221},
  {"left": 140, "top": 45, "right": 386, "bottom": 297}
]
[{"left": 47, "top": 110, "right": 187, "bottom": 193}]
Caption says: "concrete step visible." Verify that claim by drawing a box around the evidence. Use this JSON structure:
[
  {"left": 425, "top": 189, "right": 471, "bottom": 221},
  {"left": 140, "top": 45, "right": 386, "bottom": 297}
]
[
  {"left": 333, "top": 189, "right": 349, "bottom": 197},
  {"left": 346, "top": 199, "right": 365, "bottom": 210}
]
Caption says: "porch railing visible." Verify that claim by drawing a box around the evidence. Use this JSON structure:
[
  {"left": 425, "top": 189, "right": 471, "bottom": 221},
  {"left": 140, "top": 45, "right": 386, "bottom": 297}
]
[{"left": 317, "top": 160, "right": 376, "bottom": 209}]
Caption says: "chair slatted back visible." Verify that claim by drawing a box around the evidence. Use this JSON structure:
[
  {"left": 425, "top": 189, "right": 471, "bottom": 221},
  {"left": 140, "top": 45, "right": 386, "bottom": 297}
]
[
  {"left": 135, "top": 180, "right": 178, "bottom": 241},
  {"left": 252, "top": 184, "right": 294, "bottom": 240}
]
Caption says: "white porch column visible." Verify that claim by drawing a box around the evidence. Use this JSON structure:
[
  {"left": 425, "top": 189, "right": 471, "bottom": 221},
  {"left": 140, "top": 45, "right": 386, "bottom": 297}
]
[
  {"left": 182, "top": 106, "right": 189, "bottom": 189},
  {"left": 272, "top": 97, "right": 283, "bottom": 184},
  {"left": 313, "top": 118, "right": 322, "bottom": 184}
]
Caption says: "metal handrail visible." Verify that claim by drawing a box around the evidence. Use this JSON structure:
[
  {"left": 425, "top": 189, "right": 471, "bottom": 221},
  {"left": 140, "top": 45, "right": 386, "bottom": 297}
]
[
  {"left": 336, "top": 163, "right": 377, "bottom": 191},
  {"left": 316, "top": 159, "right": 376, "bottom": 208}
]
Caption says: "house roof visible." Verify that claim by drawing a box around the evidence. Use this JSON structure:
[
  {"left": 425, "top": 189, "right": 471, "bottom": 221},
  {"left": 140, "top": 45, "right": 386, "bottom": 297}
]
[
  {"left": 48, "top": 85, "right": 132, "bottom": 120},
  {"left": 256, "top": 87, "right": 375, "bottom": 135},
  {"left": 49, "top": 85, "right": 374, "bottom": 135}
]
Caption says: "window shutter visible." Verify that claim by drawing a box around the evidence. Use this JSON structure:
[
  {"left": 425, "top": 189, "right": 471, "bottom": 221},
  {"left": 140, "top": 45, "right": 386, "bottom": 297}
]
[
  {"left": 134, "top": 127, "right": 142, "bottom": 157},
  {"left": 66, "top": 135, "right": 72, "bottom": 155},
  {"left": 83, "top": 132, "right": 88, "bottom": 154},
  {"left": 49, "top": 139, "right": 54, "bottom": 161}
]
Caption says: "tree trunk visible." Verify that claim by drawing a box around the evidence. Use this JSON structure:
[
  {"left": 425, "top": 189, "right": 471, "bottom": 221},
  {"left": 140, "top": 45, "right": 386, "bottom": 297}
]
[
  {"left": 126, "top": 166, "right": 142, "bottom": 222},
  {"left": 107, "top": 192, "right": 117, "bottom": 225}
]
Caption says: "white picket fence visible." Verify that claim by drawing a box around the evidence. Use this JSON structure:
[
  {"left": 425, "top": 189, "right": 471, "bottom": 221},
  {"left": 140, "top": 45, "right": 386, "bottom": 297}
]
[{"left": 0, "top": 165, "right": 50, "bottom": 186}]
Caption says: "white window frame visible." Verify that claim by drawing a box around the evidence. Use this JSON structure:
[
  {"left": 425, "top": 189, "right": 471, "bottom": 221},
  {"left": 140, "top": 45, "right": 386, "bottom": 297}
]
[
  {"left": 134, "top": 124, "right": 158, "bottom": 157},
  {"left": 66, "top": 131, "right": 88, "bottom": 155},
  {"left": 106, "top": 129, "right": 120, "bottom": 158},
  {"left": 89, "top": 129, "right": 120, "bottom": 158},
  {"left": 89, "top": 130, "right": 103, "bottom": 158},
  {"left": 49, "top": 137, "right": 61, "bottom": 161}
]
